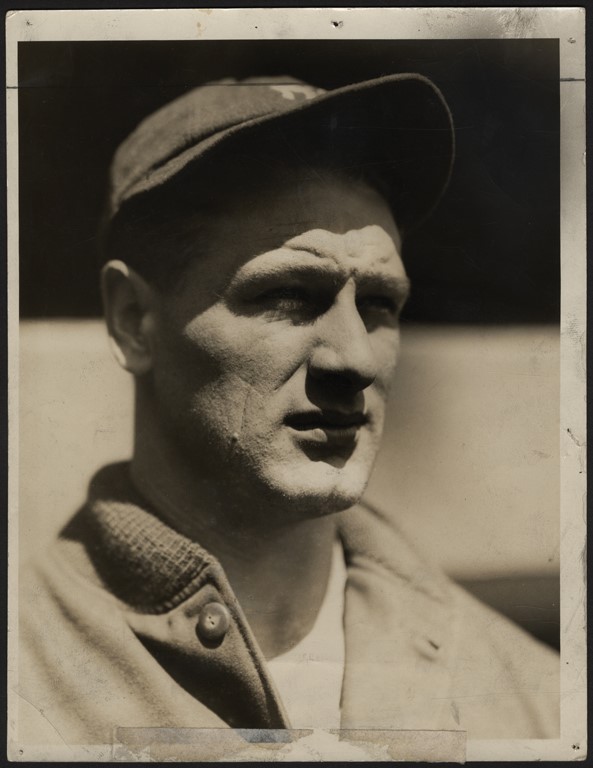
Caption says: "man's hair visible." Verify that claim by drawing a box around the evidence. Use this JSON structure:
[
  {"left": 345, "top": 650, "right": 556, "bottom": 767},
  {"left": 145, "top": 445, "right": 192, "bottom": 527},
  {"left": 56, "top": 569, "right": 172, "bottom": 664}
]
[
  {"left": 100, "top": 131, "right": 393, "bottom": 293},
  {"left": 100, "top": 178, "right": 214, "bottom": 293}
]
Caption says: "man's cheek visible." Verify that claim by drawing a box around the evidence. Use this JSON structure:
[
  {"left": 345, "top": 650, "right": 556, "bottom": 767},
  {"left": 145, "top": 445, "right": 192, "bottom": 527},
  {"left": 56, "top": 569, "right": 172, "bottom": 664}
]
[
  {"left": 196, "top": 375, "right": 277, "bottom": 450},
  {"left": 220, "top": 345, "right": 306, "bottom": 393},
  {"left": 233, "top": 323, "right": 312, "bottom": 386}
]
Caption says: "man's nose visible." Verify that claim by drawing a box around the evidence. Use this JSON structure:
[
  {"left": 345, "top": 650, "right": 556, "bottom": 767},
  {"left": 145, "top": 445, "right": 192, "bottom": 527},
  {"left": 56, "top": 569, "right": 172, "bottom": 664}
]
[{"left": 307, "top": 290, "right": 378, "bottom": 392}]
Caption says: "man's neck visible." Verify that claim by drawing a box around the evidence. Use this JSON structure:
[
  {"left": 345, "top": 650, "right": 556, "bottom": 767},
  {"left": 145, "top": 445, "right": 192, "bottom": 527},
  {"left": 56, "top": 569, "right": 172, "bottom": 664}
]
[{"left": 130, "top": 424, "right": 339, "bottom": 660}]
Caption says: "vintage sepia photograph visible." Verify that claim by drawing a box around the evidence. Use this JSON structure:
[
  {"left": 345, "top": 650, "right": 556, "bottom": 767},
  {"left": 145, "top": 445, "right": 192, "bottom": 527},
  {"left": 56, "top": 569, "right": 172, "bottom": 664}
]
[{"left": 7, "top": 7, "right": 586, "bottom": 763}]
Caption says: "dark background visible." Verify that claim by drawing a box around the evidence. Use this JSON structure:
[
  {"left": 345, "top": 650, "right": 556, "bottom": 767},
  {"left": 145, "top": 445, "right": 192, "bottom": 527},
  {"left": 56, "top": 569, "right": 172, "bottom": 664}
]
[{"left": 19, "top": 38, "right": 559, "bottom": 323}]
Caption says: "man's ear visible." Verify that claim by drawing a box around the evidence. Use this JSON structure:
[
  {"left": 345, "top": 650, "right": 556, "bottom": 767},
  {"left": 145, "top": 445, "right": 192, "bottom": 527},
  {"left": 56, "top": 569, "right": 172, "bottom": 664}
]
[{"left": 101, "top": 260, "right": 159, "bottom": 375}]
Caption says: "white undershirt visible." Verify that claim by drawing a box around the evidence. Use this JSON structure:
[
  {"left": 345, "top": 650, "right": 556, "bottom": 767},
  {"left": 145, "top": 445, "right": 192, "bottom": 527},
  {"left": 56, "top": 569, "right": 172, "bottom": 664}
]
[{"left": 266, "top": 540, "right": 347, "bottom": 729}]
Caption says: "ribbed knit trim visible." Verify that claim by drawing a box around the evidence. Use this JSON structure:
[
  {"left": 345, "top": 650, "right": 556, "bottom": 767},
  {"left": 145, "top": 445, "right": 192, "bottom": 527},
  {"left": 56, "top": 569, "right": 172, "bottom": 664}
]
[{"left": 68, "top": 463, "right": 215, "bottom": 613}]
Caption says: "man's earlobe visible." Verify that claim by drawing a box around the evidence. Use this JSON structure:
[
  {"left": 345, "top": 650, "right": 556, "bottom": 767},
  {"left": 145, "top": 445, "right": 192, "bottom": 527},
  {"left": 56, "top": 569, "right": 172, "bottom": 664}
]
[{"left": 101, "top": 260, "right": 158, "bottom": 375}]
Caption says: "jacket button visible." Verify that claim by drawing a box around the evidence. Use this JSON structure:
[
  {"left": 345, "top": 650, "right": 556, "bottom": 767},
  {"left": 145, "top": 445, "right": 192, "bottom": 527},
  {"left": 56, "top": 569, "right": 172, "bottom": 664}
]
[{"left": 196, "top": 602, "right": 230, "bottom": 644}]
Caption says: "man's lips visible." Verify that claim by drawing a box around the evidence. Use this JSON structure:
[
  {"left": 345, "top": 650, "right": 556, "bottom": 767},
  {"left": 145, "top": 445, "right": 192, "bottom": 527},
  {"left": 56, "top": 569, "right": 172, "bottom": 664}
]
[{"left": 284, "top": 410, "right": 368, "bottom": 431}]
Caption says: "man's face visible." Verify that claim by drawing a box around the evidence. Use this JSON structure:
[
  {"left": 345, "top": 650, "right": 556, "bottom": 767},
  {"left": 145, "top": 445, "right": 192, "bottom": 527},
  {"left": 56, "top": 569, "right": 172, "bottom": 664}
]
[{"left": 146, "top": 169, "right": 408, "bottom": 522}]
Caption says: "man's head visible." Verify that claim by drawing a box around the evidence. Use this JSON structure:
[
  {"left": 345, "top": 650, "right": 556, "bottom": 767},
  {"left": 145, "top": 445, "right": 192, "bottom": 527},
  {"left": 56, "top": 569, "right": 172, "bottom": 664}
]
[{"left": 100, "top": 75, "right": 453, "bottom": 524}]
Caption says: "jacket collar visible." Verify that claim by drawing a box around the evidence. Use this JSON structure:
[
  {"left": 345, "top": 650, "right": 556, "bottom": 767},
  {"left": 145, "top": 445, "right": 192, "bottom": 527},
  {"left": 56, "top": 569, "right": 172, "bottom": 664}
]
[
  {"left": 337, "top": 502, "right": 458, "bottom": 729},
  {"left": 64, "top": 462, "right": 459, "bottom": 729}
]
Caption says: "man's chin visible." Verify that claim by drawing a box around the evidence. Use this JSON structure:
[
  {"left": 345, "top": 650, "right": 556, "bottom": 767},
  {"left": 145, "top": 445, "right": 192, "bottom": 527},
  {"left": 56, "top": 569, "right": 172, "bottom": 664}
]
[{"left": 264, "top": 460, "right": 372, "bottom": 519}]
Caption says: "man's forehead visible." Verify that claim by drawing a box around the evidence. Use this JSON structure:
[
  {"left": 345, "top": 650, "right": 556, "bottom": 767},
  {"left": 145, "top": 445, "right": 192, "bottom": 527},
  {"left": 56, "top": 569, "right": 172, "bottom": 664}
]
[
  {"left": 228, "top": 226, "right": 407, "bottom": 294},
  {"left": 282, "top": 226, "right": 402, "bottom": 264},
  {"left": 174, "top": 173, "right": 402, "bottom": 295}
]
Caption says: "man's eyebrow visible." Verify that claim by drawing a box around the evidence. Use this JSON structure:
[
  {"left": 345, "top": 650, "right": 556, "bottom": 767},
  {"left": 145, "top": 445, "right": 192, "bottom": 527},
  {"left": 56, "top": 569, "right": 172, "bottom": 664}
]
[
  {"left": 229, "top": 254, "right": 342, "bottom": 288},
  {"left": 358, "top": 274, "right": 411, "bottom": 302},
  {"left": 283, "top": 242, "right": 326, "bottom": 259},
  {"left": 229, "top": 262, "right": 410, "bottom": 308}
]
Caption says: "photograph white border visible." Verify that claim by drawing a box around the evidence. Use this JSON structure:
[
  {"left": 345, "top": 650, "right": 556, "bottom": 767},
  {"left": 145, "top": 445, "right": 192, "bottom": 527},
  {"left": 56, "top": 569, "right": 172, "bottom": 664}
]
[{"left": 6, "top": 7, "right": 586, "bottom": 762}]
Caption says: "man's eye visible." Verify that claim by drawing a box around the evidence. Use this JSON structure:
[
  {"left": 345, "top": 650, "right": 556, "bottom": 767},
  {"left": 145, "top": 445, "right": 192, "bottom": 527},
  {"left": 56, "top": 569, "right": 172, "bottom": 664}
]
[
  {"left": 356, "top": 295, "right": 400, "bottom": 330},
  {"left": 260, "top": 286, "right": 307, "bottom": 303},
  {"left": 357, "top": 296, "right": 399, "bottom": 315},
  {"left": 259, "top": 286, "right": 310, "bottom": 309}
]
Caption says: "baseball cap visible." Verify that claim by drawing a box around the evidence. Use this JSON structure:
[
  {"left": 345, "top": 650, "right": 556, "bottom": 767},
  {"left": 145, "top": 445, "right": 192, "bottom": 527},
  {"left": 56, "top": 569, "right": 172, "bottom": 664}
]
[{"left": 108, "top": 73, "right": 455, "bottom": 236}]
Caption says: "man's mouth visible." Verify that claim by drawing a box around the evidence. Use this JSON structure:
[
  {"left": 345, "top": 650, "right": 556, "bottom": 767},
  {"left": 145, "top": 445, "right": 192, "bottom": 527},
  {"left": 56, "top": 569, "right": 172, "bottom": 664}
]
[
  {"left": 284, "top": 410, "right": 368, "bottom": 445},
  {"left": 285, "top": 410, "right": 368, "bottom": 430}
]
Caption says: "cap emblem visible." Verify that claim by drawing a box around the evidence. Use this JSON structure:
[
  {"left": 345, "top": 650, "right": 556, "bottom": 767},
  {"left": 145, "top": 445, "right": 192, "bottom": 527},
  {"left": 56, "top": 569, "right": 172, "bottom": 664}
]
[{"left": 269, "top": 84, "right": 325, "bottom": 102}]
